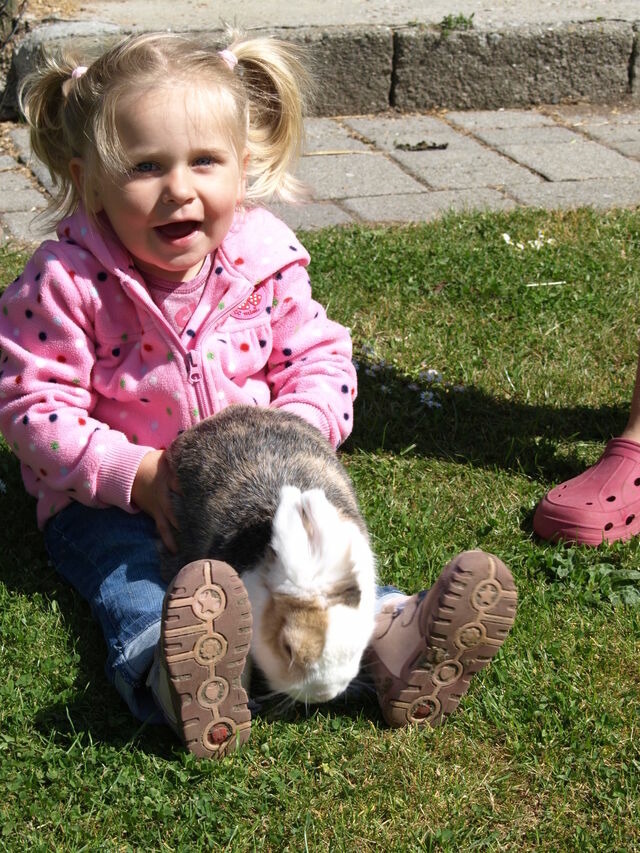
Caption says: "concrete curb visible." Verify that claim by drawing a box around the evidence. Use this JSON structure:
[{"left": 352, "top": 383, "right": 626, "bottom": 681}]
[{"left": 2, "top": 18, "right": 639, "bottom": 118}]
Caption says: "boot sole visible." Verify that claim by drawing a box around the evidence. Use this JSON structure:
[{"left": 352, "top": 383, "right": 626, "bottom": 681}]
[
  {"left": 161, "top": 559, "right": 252, "bottom": 758},
  {"left": 385, "top": 551, "right": 517, "bottom": 728}
]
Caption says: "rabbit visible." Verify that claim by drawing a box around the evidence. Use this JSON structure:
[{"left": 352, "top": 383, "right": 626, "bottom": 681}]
[{"left": 160, "top": 405, "right": 377, "bottom": 705}]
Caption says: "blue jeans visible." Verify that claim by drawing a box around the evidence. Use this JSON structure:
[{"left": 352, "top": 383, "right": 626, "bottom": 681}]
[
  {"left": 44, "top": 502, "right": 401, "bottom": 724},
  {"left": 45, "top": 502, "right": 167, "bottom": 723}
]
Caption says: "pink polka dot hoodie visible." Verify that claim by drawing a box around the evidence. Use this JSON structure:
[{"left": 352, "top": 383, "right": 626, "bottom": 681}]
[{"left": 0, "top": 206, "right": 357, "bottom": 528}]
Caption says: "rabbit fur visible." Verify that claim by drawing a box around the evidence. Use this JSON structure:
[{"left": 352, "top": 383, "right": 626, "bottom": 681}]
[{"left": 160, "top": 405, "right": 377, "bottom": 704}]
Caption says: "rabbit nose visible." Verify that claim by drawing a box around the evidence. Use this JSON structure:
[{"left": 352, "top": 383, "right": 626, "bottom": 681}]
[
  {"left": 281, "top": 639, "right": 294, "bottom": 664},
  {"left": 281, "top": 623, "right": 325, "bottom": 668}
]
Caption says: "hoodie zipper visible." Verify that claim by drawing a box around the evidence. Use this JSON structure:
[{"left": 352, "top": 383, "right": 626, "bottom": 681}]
[
  {"left": 184, "top": 283, "right": 256, "bottom": 421},
  {"left": 187, "top": 350, "right": 202, "bottom": 384},
  {"left": 116, "top": 262, "right": 258, "bottom": 424},
  {"left": 186, "top": 348, "right": 212, "bottom": 422}
]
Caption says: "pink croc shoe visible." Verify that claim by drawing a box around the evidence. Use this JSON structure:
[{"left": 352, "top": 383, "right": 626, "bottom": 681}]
[{"left": 533, "top": 438, "right": 640, "bottom": 545}]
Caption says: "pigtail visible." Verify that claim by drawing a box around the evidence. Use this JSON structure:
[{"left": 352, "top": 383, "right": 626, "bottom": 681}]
[
  {"left": 16, "top": 31, "right": 315, "bottom": 230},
  {"left": 19, "top": 52, "right": 88, "bottom": 224},
  {"left": 228, "top": 35, "right": 313, "bottom": 203}
]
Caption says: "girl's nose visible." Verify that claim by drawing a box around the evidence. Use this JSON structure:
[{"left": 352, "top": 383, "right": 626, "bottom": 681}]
[{"left": 161, "top": 167, "right": 195, "bottom": 205}]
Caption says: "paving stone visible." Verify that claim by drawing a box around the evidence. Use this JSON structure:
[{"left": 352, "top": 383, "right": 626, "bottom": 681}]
[
  {"left": 297, "top": 152, "right": 425, "bottom": 199},
  {"left": 508, "top": 179, "right": 640, "bottom": 210},
  {"left": 8, "top": 126, "right": 29, "bottom": 153},
  {"left": 343, "top": 114, "right": 541, "bottom": 189},
  {"left": 303, "top": 119, "right": 372, "bottom": 153},
  {"left": 491, "top": 137, "right": 640, "bottom": 181},
  {"left": 0, "top": 171, "right": 47, "bottom": 212},
  {"left": 343, "top": 114, "right": 460, "bottom": 150},
  {"left": 2, "top": 98, "right": 640, "bottom": 237},
  {"left": 445, "top": 109, "right": 557, "bottom": 130},
  {"left": 9, "top": 128, "right": 55, "bottom": 191},
  {"left": 572, "top": 132, "right": 640, "bottom": 160},
  {"left": 552, "top": 109, "right": 640, "bottom": 159},
  {"left": 1, "top": 210, "right": 54, "bottom": 244},
  {"left": 342, "top": 188, "right": 515, "bottom": 223},
  {"left": 553, "top": 106, "right": 640, "bottom": 131},
  {"left": 464, "top": 125, "right": 583, "bottom": 148},
  {"left": 268, "top": 200, "right": 355, "bottom": 230},
  {"left": 392, "top": 146, "right": 541, "bottom": 190}
]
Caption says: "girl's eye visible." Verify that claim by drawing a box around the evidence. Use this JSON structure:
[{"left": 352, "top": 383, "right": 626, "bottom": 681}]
[
  {"left": 194, "top": 156, "right": 214, "bottom": 167},
  {"left": 133, "top": 162, "right": 157, "bottom": 173}
]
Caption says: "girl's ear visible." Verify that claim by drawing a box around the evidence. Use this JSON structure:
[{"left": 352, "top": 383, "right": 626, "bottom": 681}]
[
  {"left": 69, "top": 157, "right": 103, "bottom": 213},
  {"left": 69, "top": 157, "right": 85, "bottom": 194}
]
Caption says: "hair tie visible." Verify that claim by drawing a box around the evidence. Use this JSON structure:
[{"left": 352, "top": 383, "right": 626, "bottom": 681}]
[
  {"left": 218, "top": 49, "right": 238, "bottom": 71},
  {"left": 62, "top": 65, "right": 88, "bottom": 97}
]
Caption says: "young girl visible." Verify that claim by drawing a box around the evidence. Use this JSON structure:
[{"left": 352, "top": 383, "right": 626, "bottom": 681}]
[{"left": 0, "top": 32, "right": 517, "bottom": 758}]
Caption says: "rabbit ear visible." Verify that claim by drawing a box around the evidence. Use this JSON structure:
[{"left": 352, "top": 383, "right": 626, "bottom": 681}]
[
  {"left": 269, "top": 486, "right": 370, "bottom": 601},
  {"left": 271, "top": 486, "right": 331, "bottom": 567},
  {"left": 298, "top": 490, "right": 326, "bottom": 555}
]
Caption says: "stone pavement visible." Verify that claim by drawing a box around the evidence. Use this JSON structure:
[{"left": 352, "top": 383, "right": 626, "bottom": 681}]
[
  {"left": 1, "top": 103, "right": 639, "bottom": 244},
  {"left": 1, "top": 0, "right": 639, "bottom": 243}
]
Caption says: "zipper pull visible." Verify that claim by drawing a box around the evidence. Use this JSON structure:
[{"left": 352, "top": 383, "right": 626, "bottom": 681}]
[{"left": 186, "top": 350, "right": 201, "bottom": 384}]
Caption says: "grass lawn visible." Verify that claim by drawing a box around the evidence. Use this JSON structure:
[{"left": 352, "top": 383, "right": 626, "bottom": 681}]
[{"left": 1, "top": 207, "right": 639, "bottom": 851}]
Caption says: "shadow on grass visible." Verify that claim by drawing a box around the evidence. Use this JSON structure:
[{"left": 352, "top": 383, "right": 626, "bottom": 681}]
[
  {"left": 0, "top": 366, "right": 626, "bottom": 750},
  {"left": 0, "top": 450, "right": 384, "bottom": 752},
  {"left": 0, "top": 453, "right": 180, "bottom": 755},
  {"left": 346, "top": 358, "right": 626, "bottom": 485}
]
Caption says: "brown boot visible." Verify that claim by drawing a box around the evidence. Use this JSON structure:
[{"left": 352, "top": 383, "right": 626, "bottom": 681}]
[
  {"left": 155, "top": 559, "right": 253, "bottom": 758},
  {"left": 364, "top": 550, "right": 517, "bottom": 728}
]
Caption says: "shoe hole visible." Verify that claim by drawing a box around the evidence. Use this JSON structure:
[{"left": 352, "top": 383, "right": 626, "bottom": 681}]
[
  {"left": 207, "top": 722, "right": 232, "bottom": 747},
  {"left": 626, "top": 515, "right": 635, "bottom": 525},
  {"left": 604, "top": 522, "right": 614, "bottom": 531},
  {"left": 586, "top": 501, "right": 593, "bottom": 506},
  {"left": 606, "top": 495, "right": 616, "bottom": 502},
  {"left": 635, "top": 478, "right": 640, "bottom": 487}
]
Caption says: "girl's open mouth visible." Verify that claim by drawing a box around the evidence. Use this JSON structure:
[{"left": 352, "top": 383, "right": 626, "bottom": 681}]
[{"left": 155, "top": 221, "right": 201, "bottom": 243}]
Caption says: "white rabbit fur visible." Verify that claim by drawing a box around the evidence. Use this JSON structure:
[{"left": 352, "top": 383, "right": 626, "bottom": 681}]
[
  {"left": 160, "top": 405, "right": 377, "bottom": 705},
  {"left": 242, "top": 485, "right": 376, "bottom": 703}
]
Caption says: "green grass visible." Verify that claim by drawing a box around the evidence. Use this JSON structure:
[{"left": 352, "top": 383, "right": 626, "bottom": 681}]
[
  {"left": 439, "top": 12, "right": 475, "bottom": 36},
  {"left": 1, "top": 208, "right": 640, "bottom": 850}
]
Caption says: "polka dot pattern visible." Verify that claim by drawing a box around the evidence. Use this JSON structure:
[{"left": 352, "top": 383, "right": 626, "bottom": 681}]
[{"left": 0, "top": 206, "right": 355, "bottom": 529}]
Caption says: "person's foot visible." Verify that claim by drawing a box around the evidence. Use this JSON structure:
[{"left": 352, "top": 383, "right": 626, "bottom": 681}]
[
  {"left": 364, "top": 550, "right": 517, "bottom": 728},
  {"left": 150, "top": 559, "right": 252, "bottom": 758},
  {"left": 533, "top": 438, "right": 640, "bottom": 545}
]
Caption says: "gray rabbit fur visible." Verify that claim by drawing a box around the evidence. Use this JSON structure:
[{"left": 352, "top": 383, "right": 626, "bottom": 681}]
[{"left": 160, "top": 405, "right": 377, "bottom": 703}]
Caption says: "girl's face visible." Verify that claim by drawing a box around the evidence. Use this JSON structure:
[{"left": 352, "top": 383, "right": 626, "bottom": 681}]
[{"left": 75, "top": 84, "right": 247, "bottom": 282}]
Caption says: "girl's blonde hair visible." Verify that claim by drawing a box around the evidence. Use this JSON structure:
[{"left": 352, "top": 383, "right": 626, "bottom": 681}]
[{"left": 20, "top": 31, "right": 313, "bottom": 224}]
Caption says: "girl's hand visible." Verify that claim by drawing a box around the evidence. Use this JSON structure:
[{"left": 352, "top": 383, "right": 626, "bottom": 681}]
[{"left": 132, "top": 450, "right": 181, "bottom": 553}]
